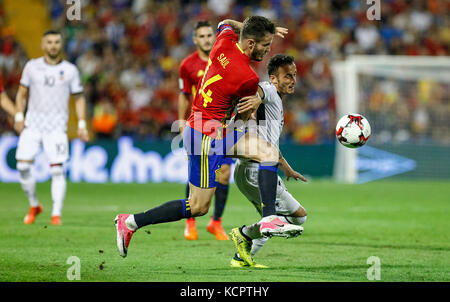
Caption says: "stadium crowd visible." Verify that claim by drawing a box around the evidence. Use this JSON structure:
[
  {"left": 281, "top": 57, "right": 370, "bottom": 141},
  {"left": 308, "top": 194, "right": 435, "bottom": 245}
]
[{"left": 0, "top": 0, "right": 448, "bottom": 144}]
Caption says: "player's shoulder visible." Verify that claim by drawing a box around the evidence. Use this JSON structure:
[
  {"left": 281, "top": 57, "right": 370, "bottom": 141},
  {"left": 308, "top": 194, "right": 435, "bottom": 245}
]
[
  {"left": 259, "top": 81, "right": 275, "bottom": 92},
  {"left": 259, "top": 81, "right": 279, "bottom": 102},
  {"left": 60, "top": 59, "right": 79, "bottom": 71},
  {"left": 181, "top": 51, "right": 201, "bottom": 66},
  {"left": 25, "top": 57, "right": 78, "bottom": 71},
  {"left": 24, "top": 57, "right": 44, "bottom": 68},
  {"left": 180, "top": 51, "right": 201, "bottom": 73},
  {"left": 240, "top": 66, "right": 259, "bottom": 84}
]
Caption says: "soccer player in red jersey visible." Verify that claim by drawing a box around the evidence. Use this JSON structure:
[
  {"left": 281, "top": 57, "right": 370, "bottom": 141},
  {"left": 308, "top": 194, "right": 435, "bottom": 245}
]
[
  {"left": 178, "top": 21, "right": 231, "bottom": 241},
  {"left": 115, "top": 16, "right": 303, "bottom": 263},
  {"left": 0, "top": 76, "right": 16, "bottom": 116}
]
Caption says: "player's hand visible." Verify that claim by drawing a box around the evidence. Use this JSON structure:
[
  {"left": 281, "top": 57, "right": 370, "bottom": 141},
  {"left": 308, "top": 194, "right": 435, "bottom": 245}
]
[
  {"left": 179, "top": 120, "right": 186, "bottom": 135},
  {"left": 14, "top": 121, "right": 25, "bottom": 134},
  {"left": 283, "top": 166, "right": 307, "bottom": 182},
  {"left": 78, "top": 128, "right": 89, "bottom": 142},
  {"left": 237, "top": 94, "right": 261, "bottom": 114},
  {"left": 275, "top": 27, "right": 288, "bottom": 39}
]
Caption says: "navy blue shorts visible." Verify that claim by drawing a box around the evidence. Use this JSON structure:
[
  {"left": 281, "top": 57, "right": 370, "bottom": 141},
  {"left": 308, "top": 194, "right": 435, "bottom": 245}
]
[
  {"left": 183, "top": 126, "right": 244, "bottom": 188},
  {"left": 221, "top": 157, "right": 235, "bottom": 166}
]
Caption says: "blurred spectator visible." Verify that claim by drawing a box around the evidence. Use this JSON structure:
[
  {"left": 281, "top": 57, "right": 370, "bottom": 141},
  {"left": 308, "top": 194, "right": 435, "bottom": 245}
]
[
  {"left": 409, "top": 2, "right": 433, "bottom": 33},
  {"left": 355, "top": 20, "right": 380, "bottom": 53},
  {"left": 92, "top": 97, "right": 118, "bottom": 139},
  {"left": 207, "top": 0, "right": 234, "bottom": 17},
  {"left": 76, "top": 48, "right": 101, "bottom": 81},
  {"left": 127, "top": 79, "right": 153, "bottom": 111},
  {"left": 120, "top": 62, "right": 144, "bottom": 90}
]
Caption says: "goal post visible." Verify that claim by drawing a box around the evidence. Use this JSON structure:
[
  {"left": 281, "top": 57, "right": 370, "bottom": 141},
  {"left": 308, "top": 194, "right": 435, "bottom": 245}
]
[{"left": 332, "top": 55, "right": 450, "bottom": 183}]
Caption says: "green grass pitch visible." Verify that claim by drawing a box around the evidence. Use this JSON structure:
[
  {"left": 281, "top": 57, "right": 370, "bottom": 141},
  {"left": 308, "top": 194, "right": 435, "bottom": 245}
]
[{"left": 0, "top": 180, "right": 449, "bottom": 282}]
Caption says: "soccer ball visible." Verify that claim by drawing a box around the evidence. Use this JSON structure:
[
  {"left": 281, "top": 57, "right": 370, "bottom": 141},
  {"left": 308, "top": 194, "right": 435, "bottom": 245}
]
[{"left": 336, "top": 114, "right": 371, "bottom": 148}]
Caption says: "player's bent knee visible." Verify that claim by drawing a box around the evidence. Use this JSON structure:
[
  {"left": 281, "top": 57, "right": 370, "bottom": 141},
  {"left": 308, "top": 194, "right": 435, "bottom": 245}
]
[
  {"left": 17, "top": 161, "right": 32, "bottom": 172},
  {"left": 190, "top": 204, "right": 209, "bottom": 217},
  {"left": 290, "top": 215, "right": 307, "bottom": 225},
  {"left": 258, "top": 147, "right": 279, "bottom": 165},
  {"left": 284, "top": 206, "right": 307, "bottom": 225},
  {"left": 188, "top": 198, "right": 211, "bottom": 217},
  {"left": 187, "top": 184, "right": 214, "bottom": 216},
  {"left": 292, "top": 206, "right": 307, "bottom": 217},
  {"left": 50, "top": 164, "right": 64, "bottom": 177}
]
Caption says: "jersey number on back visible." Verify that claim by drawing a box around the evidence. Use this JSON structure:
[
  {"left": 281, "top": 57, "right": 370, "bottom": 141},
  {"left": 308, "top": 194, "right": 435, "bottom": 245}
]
[{"left": 199, "top": 58, "right": 223, "bottom": 108}]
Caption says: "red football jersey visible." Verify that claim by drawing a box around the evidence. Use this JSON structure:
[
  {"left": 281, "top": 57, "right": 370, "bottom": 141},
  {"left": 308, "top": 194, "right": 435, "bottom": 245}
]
[
  {"left": 0, "top": 76, "right": 4, "bottom": 93},
  {"left": 186, "top": 24, "right": 259, "bottom": 138},
  {"left": 179, "top": 51, "right": 208, "bottom": 98}
]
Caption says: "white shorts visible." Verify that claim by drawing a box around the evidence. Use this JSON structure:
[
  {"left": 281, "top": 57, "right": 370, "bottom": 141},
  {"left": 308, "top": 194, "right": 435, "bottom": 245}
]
[
  {"left": 233, "top": 159, "right": 304, "bottom": 216},
  {"left": 16, "top": 128, "right": 69, "bottom": 164}
]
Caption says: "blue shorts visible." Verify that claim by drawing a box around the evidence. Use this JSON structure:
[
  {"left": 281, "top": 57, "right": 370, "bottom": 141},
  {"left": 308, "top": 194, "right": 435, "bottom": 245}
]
[
  {"left": 184, "top": 126, "right": 243, "bottom": 188},
  {"left": 221, "top": 157, "right": 235, "bottom": 166}
]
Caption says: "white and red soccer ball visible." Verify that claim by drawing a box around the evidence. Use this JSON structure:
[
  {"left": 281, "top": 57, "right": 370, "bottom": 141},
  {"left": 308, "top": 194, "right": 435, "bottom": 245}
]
[{"left": 336, "top": 114, "right": 371, "bottom": 148}]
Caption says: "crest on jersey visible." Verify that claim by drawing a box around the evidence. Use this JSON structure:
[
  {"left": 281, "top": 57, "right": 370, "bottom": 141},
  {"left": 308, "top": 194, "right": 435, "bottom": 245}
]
[
  {"left": 59, "top": 70, "right": 64, "bottom": 81},
  {"left": 197, "top": 69, "right": 204, "bottom": 77}
]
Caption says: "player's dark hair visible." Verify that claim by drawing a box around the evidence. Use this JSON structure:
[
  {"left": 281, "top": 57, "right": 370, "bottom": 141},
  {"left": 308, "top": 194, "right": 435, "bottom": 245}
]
[
  {"left": 43, "top": 29, "right": 62, "bottom": 37},
  {"left": 267, "top": 54, "right": 295, "bottom": 76},
  {"left": 194, "top": 20, "right": 212, "bottom": 35},
  {"left": 241, "top": 16, "right": 275, "bottom": 42}
]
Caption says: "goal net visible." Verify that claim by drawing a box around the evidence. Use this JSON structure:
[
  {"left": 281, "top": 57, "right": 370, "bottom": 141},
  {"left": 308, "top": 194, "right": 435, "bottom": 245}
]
[{"left": 332, "top": 55, "right": 450, "bottom": 183}]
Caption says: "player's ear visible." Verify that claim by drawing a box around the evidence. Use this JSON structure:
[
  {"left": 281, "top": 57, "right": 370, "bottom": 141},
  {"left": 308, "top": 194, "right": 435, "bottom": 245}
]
[
  {"left": 269, "top": 74, "right": 278, "bottom": 85},
  {"left": 246, "top": 38, "right": 255, "bottom": 51}
]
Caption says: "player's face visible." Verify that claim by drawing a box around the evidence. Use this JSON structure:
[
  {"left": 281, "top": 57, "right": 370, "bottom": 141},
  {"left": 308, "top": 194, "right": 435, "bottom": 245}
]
[
  {"left": 271, "top": 63, "right": 297, "bottom": 95},
  {"left": 194, "top": 27, "right": 214, "bottom": 54},
  {"left": 249, "top": 33, "right": 274, "bottom": 62},
  {"left": 42, "top": 34, "right": 63, "bottom": 59}
]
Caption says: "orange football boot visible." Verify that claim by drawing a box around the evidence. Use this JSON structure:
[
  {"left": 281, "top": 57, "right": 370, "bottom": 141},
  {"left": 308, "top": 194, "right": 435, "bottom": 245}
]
[
  {"left": 51, "top": 216, "right": 62, "bottom": 225},
  {"left": 184, "top": 217, "right": 198, "bottom": 240},
  {"left": 24, "top": 205, "right": 43, "bottom": 224},
  {"left": 207, "top": 217, "right": 229, "bottom": 240}
]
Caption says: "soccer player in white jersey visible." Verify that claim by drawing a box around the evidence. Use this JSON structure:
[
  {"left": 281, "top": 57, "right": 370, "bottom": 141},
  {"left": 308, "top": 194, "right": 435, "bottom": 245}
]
[
  {"left": 229, "top": 54, "right": 308, "bottom": 268},
  {"left": 13, "top": 30, "right": 89, "bottom": 225}
]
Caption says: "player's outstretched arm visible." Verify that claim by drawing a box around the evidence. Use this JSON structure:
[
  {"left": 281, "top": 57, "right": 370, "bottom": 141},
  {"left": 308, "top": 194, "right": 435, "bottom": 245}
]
[
  {"left": 279, "top": 155, "right": 307, "bottom": 182},
  {"left": 74, "top": 93, "right": 89, "bottom": 142},
  {"left": 0, "top": 92, "right": 16, "bottom": 116},
  {"left": 14, "top": 84, "right": 28, "bottom": 134},
  {"left": 178, "top": 93, "right": 190, "bottom": 135},
  {"left": 220, "top": 19, "right": 243, "bottom": 34}
]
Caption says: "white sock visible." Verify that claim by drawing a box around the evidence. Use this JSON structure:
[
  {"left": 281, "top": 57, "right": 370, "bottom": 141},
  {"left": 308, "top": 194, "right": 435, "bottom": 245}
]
[
  {"left": 125, "top": 215, "right": 138, "bottom": 231},
  {"left": 251, "top": 237, "right": 269, "bottom": 256},
  {"left": 51, "top": 165, "right": 66, "bottom": 217},
  {"left": 17, "top": 162, "right": 39, "bottom": 207},
  {"left": 242, "top": 223, "right": 262, "bottom": 240}
]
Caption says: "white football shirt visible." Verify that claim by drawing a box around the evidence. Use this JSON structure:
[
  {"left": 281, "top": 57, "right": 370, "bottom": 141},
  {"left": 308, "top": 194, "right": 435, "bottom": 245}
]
[
  {"left": 255, "top": 81, "right": 284, "bottom": 148},
  {"left": 20, "top": 57, "right": 83, "bottom": 133}
]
